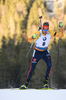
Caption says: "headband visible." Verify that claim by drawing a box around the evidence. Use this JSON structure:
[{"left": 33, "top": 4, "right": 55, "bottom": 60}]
[{"left": 43, "top": 26, "right": 49, "bottom": 29}]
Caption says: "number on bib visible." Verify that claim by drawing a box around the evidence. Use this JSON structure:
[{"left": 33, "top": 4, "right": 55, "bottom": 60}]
[{"left": 42, "top": 42, "right": 45, "bottom": 46}]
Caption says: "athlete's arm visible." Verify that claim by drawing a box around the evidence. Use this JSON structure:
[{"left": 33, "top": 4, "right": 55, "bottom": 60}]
[
  {"left": 50, "top": 22, "right": 63, "bottom": 38},
  {"left": 55, "top": 22, "right": 63, "bottom": 37},
  {"left": 54, "top": 27, "right": 63, "bottom": 38},
  {"left": 49, "top": 27, "right": 63, "bottom": 38},
  {"left": 28, "top": 31, "right": 40, "bottom": 42}
]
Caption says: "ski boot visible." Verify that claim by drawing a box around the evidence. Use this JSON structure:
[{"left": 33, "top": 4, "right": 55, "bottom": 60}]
[
  {"left": 43, "top": 77, "right": 49, "bottom": 88},
  {"left": 19, "top": 80, "right": 30, "bottom": 89},
  {"left": 20, "top": 85, "right": 28, "bottom": 89}
]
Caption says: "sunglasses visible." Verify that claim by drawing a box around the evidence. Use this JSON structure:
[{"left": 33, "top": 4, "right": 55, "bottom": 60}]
[{"left": 43, "top": 29, "right": 49, "bottom": 31}]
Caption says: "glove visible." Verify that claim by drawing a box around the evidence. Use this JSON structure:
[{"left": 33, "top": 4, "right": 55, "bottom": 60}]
[
  {"left": 59, "top": 22, "right": 63, "bottom": 27},
  {"left": 32, "top": 34, "right": 38, "bottom": 39}
]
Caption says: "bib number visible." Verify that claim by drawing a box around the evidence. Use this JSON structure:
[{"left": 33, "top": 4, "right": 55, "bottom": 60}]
[{"left": 42, "top": 42, "right": 45, "bottom": 46}]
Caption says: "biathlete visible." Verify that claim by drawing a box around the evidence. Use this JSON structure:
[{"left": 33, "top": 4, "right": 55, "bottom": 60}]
[{"left": 20, "top": 22, "right": 63, "bottom": 89}]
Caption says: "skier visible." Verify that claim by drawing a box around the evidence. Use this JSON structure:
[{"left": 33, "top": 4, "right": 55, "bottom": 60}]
[{"left": 20, "top": 22, "right": 63, "bottom": 89}]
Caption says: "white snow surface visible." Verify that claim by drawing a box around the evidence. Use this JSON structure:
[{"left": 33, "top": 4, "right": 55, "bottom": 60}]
[{"left": 0, "top": 88, "right": 66, "bottom": 100}]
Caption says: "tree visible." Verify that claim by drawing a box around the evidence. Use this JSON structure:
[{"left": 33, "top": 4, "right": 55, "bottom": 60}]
[{"left": 27, "top": 1, "right": 39, "bottom": 37}]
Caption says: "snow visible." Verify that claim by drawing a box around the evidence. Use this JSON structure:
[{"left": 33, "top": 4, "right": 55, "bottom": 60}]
[{"left": 0, "top": 89, "right": 66, "bottom": 100}]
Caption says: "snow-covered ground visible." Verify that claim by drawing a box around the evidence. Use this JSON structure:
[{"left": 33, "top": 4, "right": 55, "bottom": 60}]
[{"left": 0, "top": 89, "right": 66, "bottom": 100}]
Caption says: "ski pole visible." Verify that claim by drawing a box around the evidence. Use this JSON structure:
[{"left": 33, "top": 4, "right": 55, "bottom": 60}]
[
  {"left": 56, "top": 27, "right": 61, "bottom": 87},
  {"left": 38, "top": 16, "right": 42, "bottom": 30},
  {"left": 14, "top": 40, "right": 34, "bottom": 87},
  {"left": 38, "top": 16, "right": 42, "bottom": 88}
]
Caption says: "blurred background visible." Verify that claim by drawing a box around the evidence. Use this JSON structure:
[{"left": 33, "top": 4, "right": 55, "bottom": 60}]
[{"left": 0, "top": 0, "right": 66, "bottom": 89}]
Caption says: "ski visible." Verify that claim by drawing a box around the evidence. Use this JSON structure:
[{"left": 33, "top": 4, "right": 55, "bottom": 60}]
[
  {"left": 40, "top": 87, "right": 55, "bottom": 90},
  {"left": 18, "top": 88, "right": 55, "bottom": 90}
]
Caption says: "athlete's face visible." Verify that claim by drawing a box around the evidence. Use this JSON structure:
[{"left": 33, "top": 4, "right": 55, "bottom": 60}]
[
  {"left": 42, "top": 25, "right": 49, "bottom": 35},
  {"left": 43, "top": 29, "right": 49, "bottom": 34}
]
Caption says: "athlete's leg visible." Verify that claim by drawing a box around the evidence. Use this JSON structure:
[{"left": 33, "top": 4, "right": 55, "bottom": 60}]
[
  {"left": 27, "top": 50, "right": 42, "bottom": 81},
  {"left": 20, "top": 50, "right": 43, "bottom": 89},
  {"left": 42, "top": 49, "right": 52, "bottom": 78},
  {"left": 42, "top": 49, "right": 52, "bottom": 87}
]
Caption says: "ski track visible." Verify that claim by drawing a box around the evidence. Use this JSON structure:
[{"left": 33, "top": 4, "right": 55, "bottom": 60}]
[{"left": 0, "top": 88, "right": 66, "bottom": 100}]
